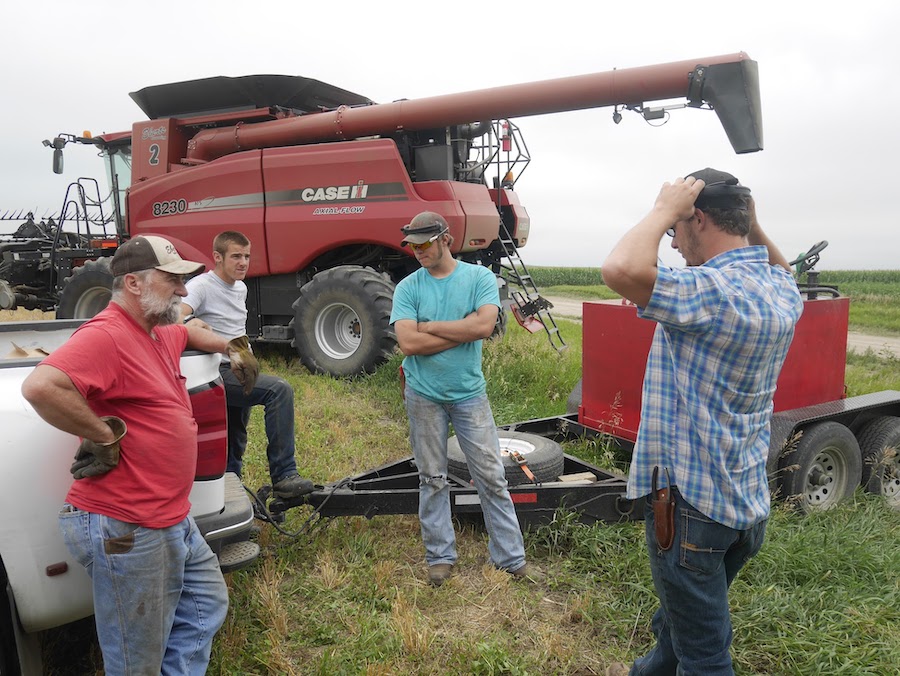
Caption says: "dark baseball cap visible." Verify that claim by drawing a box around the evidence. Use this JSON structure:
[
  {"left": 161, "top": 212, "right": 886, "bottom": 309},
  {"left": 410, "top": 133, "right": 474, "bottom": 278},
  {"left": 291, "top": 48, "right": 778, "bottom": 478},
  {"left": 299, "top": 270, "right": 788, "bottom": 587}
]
[
  {"left": 400, "top": 212, "right": 449, "bottom": 246},
  {"left": 686, "top": 168, "right": 751, "bottom": 211},
  {"left": 110, "top": 235, "right": 205, "bottom": 277}
]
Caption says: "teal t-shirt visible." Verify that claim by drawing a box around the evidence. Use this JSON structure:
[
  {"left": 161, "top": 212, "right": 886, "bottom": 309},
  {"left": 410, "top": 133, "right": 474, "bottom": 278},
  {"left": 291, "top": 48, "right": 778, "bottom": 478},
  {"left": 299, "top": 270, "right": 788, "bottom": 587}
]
[{"left": 390, "top": 261, "right": 500, "bottom": 404}]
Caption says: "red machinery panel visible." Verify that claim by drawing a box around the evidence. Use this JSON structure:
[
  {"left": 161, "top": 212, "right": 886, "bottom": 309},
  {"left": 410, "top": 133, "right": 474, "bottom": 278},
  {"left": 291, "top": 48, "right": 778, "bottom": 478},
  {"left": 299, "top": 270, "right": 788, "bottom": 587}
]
[{"left": 580, "top": 296, "right": 850, "bottom": 443}]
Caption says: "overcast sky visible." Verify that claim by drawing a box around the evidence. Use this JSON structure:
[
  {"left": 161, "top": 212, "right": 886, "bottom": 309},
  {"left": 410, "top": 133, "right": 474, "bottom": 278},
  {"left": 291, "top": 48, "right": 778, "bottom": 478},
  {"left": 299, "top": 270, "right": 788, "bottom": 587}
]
[{"left": 3, "top": 1, "right": 898, "bottom": 270}]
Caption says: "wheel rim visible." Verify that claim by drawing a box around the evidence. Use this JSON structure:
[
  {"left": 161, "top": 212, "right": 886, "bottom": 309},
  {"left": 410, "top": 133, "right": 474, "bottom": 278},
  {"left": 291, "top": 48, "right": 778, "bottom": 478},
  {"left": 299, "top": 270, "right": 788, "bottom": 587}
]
[
  {"left": 802, "top": 447, "right": 850, "bottom": 508},
  {"left": 74, "top": 288, "right": 112, "bottom": 318},
  {"left": 877, "top": 453, "right": 900, "bottom": 506},
  {"left": 314, "top": 302, "right": 361, "bottom": 360},
  {"left": 499, "top": 437, "right": 537, "bottom": 458}
]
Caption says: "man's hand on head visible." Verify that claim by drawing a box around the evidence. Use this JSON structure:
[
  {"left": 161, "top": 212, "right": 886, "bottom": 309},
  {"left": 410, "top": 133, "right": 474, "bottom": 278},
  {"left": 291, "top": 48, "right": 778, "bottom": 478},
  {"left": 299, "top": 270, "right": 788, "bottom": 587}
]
[{"left": 654, "top": 176, "right": 706, "bottom": 225}]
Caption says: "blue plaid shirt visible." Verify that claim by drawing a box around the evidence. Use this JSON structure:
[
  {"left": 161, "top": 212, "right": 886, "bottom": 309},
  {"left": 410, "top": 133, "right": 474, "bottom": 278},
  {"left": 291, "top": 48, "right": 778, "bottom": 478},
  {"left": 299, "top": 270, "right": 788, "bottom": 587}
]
[{"left": 626, "top": 246, "right": 803, "bottom": 529}]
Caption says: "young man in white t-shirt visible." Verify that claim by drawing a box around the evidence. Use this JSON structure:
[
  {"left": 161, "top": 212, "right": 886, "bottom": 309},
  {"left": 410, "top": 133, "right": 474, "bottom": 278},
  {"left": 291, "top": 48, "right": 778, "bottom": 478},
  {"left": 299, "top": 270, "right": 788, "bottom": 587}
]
[{"left": 182, "top": 231, "right": 313, "bottom": 499}]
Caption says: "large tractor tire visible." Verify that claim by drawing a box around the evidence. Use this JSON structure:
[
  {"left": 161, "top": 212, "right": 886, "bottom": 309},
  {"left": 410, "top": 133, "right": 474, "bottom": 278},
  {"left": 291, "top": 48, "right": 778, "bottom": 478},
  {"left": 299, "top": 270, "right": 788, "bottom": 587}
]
[
  {"left": 566, "top": 378, "right": 583, "bottom": 415},
  {"left": 779, "top": 421, "right": 862, "bottom": 512},
  {"left": 291, "top": 265, "right": 396, "bottom": 377},
  {"left": 448, "top": 431, "right": 565, "bottom": 486},
  {"left": 56, "top": 258, "right": 114, "bottom": 319},
  {"left": 857, "top": 415, "right": 900, "bottom": 509}
]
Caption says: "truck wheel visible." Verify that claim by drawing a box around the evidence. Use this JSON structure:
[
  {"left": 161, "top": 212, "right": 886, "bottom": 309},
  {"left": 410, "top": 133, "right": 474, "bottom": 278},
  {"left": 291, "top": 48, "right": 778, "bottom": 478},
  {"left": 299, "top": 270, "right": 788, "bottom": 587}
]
[
  {"left": 447, "top": 431, "right": 564, "bottom": 486},
  {"left": 779, "top": 421, "right": 862, "bottom": 512},
  {"left": 56, "top": 258, "right": 113, "bottom": 319},
  {"left": 857, "top": 416, "right": 900, "bottom": 508},
  {"left": 291, "top": 266, "right": 395, "bottom": 376}
]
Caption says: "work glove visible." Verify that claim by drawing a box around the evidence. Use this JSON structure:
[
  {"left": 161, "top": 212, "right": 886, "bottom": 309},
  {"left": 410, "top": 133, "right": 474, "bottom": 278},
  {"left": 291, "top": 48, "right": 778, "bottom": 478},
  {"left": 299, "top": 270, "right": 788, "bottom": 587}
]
[
  {"left": 70, "top": 416, "right": 127, "bottom": 480},
  {"left": 227, "top": 335, "right": 259, "bottom": 395}
]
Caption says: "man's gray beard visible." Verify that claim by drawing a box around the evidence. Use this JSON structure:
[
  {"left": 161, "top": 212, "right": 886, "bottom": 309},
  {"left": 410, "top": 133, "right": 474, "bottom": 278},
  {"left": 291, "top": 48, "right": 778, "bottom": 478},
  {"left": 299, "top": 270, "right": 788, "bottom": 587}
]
[{"left": 140, "top": 293, "right": 182, "bottom": 326}]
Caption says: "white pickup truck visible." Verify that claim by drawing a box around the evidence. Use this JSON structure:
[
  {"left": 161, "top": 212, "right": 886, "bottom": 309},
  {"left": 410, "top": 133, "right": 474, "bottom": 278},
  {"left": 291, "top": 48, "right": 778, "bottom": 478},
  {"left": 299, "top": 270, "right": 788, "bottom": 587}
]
[{"left": 1, "top": 319, "right": 259, "bottom": 674}]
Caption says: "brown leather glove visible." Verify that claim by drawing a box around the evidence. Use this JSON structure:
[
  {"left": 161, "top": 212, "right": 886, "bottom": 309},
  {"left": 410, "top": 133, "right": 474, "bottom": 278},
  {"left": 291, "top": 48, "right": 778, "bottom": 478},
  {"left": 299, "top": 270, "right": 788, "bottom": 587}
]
[
  {"left": 70, "top": 416, "right": 127, "bottom": 480},
  {"left": 226, "top": 335, "right": 260, "bottom": 395}
]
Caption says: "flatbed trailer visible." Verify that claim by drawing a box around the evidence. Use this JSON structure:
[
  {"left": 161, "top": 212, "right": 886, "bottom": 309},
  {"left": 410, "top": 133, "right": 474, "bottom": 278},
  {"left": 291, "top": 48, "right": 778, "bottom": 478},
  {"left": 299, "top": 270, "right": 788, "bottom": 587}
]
[
  {"left": 266, "top": 416, "right": 641, "bottom": 528},
  {"left": 263, "top": 248, "right": 900, "bottom": 527}
]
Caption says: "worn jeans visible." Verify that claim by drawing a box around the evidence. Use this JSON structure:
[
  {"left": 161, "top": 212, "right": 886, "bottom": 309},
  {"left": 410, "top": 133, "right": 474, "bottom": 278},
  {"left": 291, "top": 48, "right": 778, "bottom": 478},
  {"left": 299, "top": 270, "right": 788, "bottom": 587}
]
[
  {"left": 404, "top": 387, "right": 525, "bottom": 571},
  {"left": 631, "top": 488, "right": 767, "bottom": 676},
  {"left": 58, "top": 506, "right": 228, "bottom": 676},
  {"left": 220, "top": 363, "right": 298, "bottom": 483}
]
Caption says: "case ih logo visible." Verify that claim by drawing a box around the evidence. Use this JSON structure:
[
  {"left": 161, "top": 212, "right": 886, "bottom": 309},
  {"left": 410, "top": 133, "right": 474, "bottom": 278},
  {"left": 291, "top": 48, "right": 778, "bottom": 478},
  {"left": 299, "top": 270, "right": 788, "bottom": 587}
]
[
  {"left": 300, "top": 181, "right": 368, "bottom": 202},
  {"left": 141, "top": 126, "right": 168, "bottom": 141}
]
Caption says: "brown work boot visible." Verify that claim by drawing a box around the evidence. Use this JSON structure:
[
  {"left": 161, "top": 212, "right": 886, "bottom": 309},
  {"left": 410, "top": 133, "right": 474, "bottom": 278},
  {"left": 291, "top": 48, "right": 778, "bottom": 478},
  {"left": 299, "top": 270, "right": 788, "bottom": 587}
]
[
  {"left": 509, "top": 563, "right": 544, "bottom": 583},
  {"left": 605, "top": 662, "right": 630, "bottom": 676},
  {"left": 272, "top": 473, "right": 315, "bottom": 498},
  {"left": 427, "top": 563, "right": 455, "bottom": 587}
]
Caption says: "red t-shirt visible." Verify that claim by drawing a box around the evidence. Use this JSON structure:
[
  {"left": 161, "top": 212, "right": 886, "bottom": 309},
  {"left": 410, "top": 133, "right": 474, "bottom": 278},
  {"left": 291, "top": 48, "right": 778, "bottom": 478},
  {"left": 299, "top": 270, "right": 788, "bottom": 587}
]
[{"left": 43, "top": 303, "right": 197, "bottom": 528}]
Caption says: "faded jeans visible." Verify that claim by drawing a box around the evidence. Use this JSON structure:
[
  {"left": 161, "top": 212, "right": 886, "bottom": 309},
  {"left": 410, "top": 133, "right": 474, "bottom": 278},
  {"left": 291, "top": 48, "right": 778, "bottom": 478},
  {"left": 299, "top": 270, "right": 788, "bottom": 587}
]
[
  {"left": 58, "top": 506, "right": 229, "bottom": 676},
  {"left": 404, "top": 387, "right": 525, "bottom": 571},
  {"left": 220, "top": 363, "right": 298, "bottom": 484},
  {"left": 631, "top": 488, "right": 767, "bottom": 676}
]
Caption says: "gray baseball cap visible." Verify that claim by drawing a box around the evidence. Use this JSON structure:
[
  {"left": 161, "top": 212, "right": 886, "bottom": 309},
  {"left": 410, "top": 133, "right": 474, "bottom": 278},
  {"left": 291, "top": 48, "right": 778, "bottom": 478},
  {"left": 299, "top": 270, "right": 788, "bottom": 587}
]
[{"left": 111, "top": 236, "right": 205, "bottom": 277}]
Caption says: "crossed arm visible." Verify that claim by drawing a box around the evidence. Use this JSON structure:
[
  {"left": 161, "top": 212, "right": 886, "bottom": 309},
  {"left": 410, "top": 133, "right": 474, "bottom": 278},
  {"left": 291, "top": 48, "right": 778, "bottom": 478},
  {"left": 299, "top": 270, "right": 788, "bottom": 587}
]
[{"left": 395, "top": 304, "right": 499, "bottom": 356}]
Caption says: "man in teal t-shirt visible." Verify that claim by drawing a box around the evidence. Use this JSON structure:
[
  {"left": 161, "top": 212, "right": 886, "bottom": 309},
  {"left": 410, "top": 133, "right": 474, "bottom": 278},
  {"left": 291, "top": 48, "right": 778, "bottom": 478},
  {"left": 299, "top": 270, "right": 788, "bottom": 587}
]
[{"left": 390, "top": 211, "right": 531, "bottom": 587}]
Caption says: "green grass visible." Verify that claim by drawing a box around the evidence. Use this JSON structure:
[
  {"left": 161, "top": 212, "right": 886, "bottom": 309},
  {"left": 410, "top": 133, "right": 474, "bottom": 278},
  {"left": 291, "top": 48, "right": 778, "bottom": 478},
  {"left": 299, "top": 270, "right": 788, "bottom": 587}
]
[
  {"left": 209, "top": 319, "right": 900, "bottom": 676},
  {"left": 28, "top": 272, "right": 900, "bottom": 674},
  {"left": 531, "top": 267, "right": 900, "bottom": 335}
]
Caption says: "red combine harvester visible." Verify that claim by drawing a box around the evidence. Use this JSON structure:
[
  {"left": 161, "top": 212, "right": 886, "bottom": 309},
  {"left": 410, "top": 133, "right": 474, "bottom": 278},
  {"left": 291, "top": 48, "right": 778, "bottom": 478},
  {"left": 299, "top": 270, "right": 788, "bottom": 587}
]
[{"left": 13, "top": 53, "right": 762, "bottom": 377}]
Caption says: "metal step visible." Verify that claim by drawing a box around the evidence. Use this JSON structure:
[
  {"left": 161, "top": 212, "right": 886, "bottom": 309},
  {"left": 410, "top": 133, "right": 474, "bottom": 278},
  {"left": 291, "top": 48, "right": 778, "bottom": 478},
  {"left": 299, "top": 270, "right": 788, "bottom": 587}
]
[
  {"left": 495, "top": 219, "right": 566, "bottom": 353},
  {"left": 218, "top": 540, "right": 261, "bottom": 573}
]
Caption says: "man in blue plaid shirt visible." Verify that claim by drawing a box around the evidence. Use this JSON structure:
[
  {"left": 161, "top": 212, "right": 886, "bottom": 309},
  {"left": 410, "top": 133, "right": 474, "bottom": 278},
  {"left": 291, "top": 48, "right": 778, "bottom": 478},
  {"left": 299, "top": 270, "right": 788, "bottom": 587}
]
[{"left": 602, "top": 169, "right": 803, "bottom": 676}]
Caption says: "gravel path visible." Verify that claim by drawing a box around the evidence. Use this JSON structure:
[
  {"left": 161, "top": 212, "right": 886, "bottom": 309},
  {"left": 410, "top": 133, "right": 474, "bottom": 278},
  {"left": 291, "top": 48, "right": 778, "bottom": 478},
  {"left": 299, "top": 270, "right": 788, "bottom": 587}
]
[{"left": 542, "top": 296, "right": 900, "bottom": 359}]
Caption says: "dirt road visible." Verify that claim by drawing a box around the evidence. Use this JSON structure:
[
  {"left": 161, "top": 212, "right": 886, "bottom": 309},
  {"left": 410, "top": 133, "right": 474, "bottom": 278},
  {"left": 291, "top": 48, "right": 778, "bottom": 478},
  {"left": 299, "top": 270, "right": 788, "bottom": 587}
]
[{"left": 543, "top": 296, "right": 900, "bottom": 359}]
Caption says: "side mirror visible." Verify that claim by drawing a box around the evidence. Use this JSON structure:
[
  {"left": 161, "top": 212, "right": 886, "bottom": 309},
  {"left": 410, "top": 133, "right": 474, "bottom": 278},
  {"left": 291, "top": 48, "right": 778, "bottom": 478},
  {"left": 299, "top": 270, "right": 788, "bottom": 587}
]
[{"left": 44, "top": 136, "right": 68, "bottom": 174}]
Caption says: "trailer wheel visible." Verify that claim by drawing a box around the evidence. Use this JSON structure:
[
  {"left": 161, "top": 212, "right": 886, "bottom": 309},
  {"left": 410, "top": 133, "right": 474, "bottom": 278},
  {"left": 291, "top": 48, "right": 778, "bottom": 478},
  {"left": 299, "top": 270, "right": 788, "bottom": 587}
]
[
  {"left": 780, "top": 421, "right": 862, "bottom": 512},
  {"left": 857, "top": 415, "right": 900, "bottom": 508},
  {"left": 447, "top": 431, "right": 564, "bottom": 486},
  {"left": 291, "top": 266, "right": 396, "bottom": 377},
  {"left": 56, "top": 257, "right": 113, "bottom": 319}
]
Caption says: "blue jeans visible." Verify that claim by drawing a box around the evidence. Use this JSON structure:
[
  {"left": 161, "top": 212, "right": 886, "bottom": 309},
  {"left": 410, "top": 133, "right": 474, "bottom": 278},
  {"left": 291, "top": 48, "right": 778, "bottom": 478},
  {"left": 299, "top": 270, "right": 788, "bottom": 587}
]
[
  {"left": 404, "top": 387, "right": 525, "bottom": 571},
  {"left": 220, "top": 363, "right": 298, "bottom": 483},
  {"left": 631, "top": 488, "right": 767, "bottom": 676},
  {"left": 58, "top": 506, "right": 228, "bottom": 675}
]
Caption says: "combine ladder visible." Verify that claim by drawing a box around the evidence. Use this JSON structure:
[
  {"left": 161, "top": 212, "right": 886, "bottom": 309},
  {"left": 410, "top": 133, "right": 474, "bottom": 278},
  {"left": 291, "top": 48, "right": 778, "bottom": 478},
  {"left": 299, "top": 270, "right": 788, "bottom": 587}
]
[{"left": 495, "top": 220, "right": 567, "bottom": 353}]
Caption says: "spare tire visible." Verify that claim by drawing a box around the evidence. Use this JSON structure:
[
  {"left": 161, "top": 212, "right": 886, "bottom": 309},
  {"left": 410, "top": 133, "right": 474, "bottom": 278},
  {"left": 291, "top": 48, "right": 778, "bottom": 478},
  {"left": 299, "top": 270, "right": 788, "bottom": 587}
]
[{"left": 448, "top": 431, "right": 564, "bottom": 486}]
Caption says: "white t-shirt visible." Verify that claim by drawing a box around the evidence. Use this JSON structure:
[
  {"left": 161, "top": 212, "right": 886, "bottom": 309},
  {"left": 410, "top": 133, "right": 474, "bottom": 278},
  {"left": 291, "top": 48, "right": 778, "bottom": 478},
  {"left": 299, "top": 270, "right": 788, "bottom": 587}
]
[{"left": 183, "top": 271, "right": 248, "bottom": 341}]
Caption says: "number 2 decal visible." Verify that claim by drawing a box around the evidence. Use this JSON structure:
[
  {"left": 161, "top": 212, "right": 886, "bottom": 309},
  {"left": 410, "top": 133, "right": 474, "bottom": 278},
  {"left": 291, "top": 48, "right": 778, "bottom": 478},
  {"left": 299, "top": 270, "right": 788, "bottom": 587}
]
[{"left": 149, "top": 144, "right": 160, "bottom": 166}]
